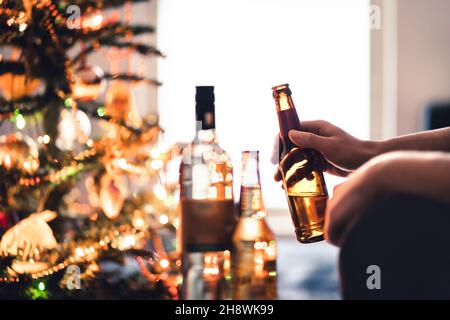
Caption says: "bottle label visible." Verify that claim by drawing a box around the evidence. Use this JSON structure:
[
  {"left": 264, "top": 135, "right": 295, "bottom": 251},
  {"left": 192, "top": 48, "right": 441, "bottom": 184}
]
[{"left": 181, "top": 199, "right": 236, "bottom": 252}]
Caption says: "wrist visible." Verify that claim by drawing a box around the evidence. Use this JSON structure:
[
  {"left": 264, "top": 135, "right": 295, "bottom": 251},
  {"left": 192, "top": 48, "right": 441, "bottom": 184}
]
[{"left": 361, "top": 140, "right": 383, "bottom": 163}]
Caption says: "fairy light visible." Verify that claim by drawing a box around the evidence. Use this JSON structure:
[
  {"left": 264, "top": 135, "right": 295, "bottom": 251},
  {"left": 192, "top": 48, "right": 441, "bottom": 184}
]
[
  {"left": 82, "top": 13, "right": 103, "bottom": 31},
  {"left": 117, "top": 158, "right": 127, "bottom": 170},
  {"left": 3, "top": 154, "right": 11, "bottom": 169},
  {"left": 19, "top": 23, "right": 27, "bottom": 32},
  {"left": 38, "top": 282, "right": 45, "bottom": 291},
  {"left": 75, "top": 247, "right": 85, "bottom": 257},
  {"left": 119, "top": 234, "right": 136, "bottom": 251},
  {"left": 159, "top": 258, "right": 170, "bottom": 269},
  {"left": 133, "top": 217, "right": 145, "bottom": 229},
  {"left": 97, "top": 106, "right": 106, "bottom": 117},
  {"left": 0, "top": 233, "right": 116, "bottom": 283},
  {"left": 153, "top": 184, "right": 167, "bottom": 200},
  {"left": 15, "top": 114, "right": 26, "bottom": 129},
  {"left": 150, "top": 159, "right": 163, "bottom": 170},
  {"left": 42, "top": 135, "right": 50, "bottom": 144},
  {"left": 158, "top": 214, "right": 169, "bottom": 225}
]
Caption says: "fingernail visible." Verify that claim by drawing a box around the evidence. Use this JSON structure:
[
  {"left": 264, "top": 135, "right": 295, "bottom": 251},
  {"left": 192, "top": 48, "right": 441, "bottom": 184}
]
[{"left": 288, "top": 130, "right": 299, "bottom": 140}]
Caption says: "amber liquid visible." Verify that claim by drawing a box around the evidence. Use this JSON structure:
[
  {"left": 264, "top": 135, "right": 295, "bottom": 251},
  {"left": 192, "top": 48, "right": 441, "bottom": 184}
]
[
  {"left": 232, "top": 186, "right": 277, "bottom": 300},
  {"left": 181, "top": 199, "right": 236, "bottom": 252},
  {"left": 280, "top": 147, "right": 328, "bottom": 243}
]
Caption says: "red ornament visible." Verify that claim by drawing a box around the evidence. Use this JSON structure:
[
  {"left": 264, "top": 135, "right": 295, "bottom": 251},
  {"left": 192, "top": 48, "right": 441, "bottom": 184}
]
[{"left": 0, "top": 211, "right": 9, "bottom": 230}]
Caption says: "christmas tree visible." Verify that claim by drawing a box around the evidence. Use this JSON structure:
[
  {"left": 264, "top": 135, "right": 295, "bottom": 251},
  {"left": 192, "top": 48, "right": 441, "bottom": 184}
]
[{"left": 0, "top": 0, "right": 180, "bottom": 299}]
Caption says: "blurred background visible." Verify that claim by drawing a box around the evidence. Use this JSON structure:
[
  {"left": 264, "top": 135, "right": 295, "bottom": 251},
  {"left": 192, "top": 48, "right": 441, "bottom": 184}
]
[
  {"left": 2, "top": 0, "right": 449, "bottom": 299},
  {"left": 154, "top": 0, "right": 450, "bottom": 299}
]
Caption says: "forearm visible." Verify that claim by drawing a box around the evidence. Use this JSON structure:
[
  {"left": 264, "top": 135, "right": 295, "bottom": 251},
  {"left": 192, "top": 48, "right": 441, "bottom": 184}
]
[
  {"left": 373, "top": 127, "right": 450, "bottom": 156},
  {"left": 373, "top": 151, "right": 450, "bottom": 205}
]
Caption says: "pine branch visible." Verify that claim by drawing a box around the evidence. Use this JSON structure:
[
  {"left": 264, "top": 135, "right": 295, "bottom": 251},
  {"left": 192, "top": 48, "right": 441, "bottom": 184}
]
[
  {"left": 0, "top": 94, "right": 51, "bottom": 115},
  {"left": 79, "top": 23, "right": 155, "bottom": 42},
  {"left": 72, "top": 40, "right": 164, "bottom": 66},
  {"left": 63, "top": 0, "right": 150, "bottom": 12},
  {"left": 0, "top": 61, "right": 26, "bottom": 75},
  {"left": 104, "top": 72, "right": 162, "bottom": 86},
  {"left": 76, "top": 103, "right": 147, "bottom": 135}
]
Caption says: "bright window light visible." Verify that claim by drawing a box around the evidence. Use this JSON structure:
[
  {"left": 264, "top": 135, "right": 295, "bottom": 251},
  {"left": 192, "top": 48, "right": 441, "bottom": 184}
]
[{"left": 158, "top": 0, "right": 370, "bottom": 209}]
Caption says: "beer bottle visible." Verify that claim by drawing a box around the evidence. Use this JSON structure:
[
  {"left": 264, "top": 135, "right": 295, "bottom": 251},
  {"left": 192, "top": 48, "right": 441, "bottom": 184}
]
[{"left": 272, "top": 84, "right": 328, "bottom": 243}]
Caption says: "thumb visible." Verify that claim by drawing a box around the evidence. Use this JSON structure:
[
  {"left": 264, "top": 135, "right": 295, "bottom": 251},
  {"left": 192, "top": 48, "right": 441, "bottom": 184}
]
[{"left": 288, "top": 130, "right": 328, "bottom": 151}]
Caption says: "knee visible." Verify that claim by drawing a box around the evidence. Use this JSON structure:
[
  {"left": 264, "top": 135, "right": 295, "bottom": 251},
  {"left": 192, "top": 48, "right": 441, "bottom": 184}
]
[{"left": 339, "top": 194, "right": 450, "bottom": 299}]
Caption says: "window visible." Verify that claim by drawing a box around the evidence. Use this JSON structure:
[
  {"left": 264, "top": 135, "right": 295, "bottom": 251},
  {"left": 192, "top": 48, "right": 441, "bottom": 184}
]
[{"left": 158, "top": 0, "right": 370, "bottom": 209}]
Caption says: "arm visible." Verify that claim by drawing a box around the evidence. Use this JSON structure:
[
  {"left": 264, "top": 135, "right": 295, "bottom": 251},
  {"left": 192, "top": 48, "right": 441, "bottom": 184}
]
[
  {"left": 374, "top": 151, "right": 450, "bottom": 204},
  {"left": 324, "top": 151, "right": 450, "bottom": 247},
  {"left": 376, "top": 127, "right": 450, "bottom": 155},
  {"left": 285, "top": 120, "right": 450, "bottom": 175}
]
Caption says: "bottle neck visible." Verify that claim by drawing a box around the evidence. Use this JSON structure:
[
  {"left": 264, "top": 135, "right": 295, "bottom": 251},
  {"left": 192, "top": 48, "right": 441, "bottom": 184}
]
[
  {"left": 274, "top": 92, "right": 301, "bottom": 154},
  {"left": 239, "top": 152, "right": 266, "bottom": 218}
]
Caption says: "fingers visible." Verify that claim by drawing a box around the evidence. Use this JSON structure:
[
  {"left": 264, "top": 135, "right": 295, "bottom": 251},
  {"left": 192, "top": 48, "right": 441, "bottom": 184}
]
[
  {"left": 300, "top": 120, "right": 332, "bottom": 136},
  {"left": 274, "top": 168, "right": 282, "bottom": 181},
  {"left": 288, "top": 130, "right": 329, "bottom": 152}
]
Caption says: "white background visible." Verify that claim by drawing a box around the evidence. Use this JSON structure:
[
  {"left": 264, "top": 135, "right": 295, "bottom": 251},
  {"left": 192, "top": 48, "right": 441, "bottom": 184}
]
[{"left": 157, "top": 0, "right": 370, "bottom": 209}]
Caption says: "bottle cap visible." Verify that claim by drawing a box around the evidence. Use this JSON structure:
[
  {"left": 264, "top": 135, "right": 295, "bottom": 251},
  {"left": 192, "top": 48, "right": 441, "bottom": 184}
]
[
  {"left": 195, "top": 86, "right": 215, "bottom": 130},
  {"left": 272, "top": 83, "right": 292, "bottom": 98}
]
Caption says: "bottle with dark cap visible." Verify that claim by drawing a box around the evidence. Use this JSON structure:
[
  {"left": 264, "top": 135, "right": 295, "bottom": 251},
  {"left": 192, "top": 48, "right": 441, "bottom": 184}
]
[
  {"left": 195, "top": 86, "right": 215, "bottom": 130},
  {"left": 179, "top": 86, "right": 236, "bottom": 299}
]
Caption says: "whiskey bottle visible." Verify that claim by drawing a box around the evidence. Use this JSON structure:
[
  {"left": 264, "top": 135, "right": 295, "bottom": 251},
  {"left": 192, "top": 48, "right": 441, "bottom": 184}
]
[{"left": 179, "top": 86, "right": 236, "bottom": 299}]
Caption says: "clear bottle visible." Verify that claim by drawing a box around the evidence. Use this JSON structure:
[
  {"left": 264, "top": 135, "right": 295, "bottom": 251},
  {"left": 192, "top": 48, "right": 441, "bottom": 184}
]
[
  {"left": 232, "top": 151, "right": 277, "bottom": 300},
  {"left": 179, "top": 86, "right": 236, "bottom": 299},
  {"left": 272, "top": 84, "right": 328, "bottom": 243}
]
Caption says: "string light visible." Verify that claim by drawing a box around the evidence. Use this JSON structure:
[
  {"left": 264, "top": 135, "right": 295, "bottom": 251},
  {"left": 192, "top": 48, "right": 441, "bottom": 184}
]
[
  {"left": 158, "top": 214, "right": 169, "bottom": 225},
  {"left": 159, "top": 258, "right": 170, "bottom": 269},
  {"left": 153, "top": 184, "right": 167, "bottom": 201},
  {"left": 15, "top": 114, "right": 26, "bottom": 129},
  {"left": 42, "top": 135, "right": 50, "bottom": 144},
  {"left": 0, "top": 233, "right": 114, "bottom": 284},
  {"left": 38, "top": 281, "right": 45, "bottom": 291}
]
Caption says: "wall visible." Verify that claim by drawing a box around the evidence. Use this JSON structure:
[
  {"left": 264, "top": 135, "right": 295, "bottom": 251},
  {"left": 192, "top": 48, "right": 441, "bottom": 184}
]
[
  {"left": 372, "top": 0, "right": 450, "bottom": 139},
  {"left": 90, "top": 0, "right": 159, "bottom": 117},
  {"left": 397, "top": 0, "right": 450, "bottom": 134}
]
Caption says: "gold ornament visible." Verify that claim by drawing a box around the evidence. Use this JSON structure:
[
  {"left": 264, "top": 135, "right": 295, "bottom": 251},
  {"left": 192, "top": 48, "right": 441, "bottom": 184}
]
[
  {"left": 72, "top": 65, "right": 106, "bottom": 102},
  {"left": 99, "top": 173, "right": 127, "bottom": 219},
  {"left": 0, "top": 210, "right": 57, "bottom": 260},
  {"left": 0, "top": 132, "right": 39, "bottom": 174},
  {"left": 105, "top": 81, "right": 142, "bottom": 127},
  {"left": 0, "top": 73, "right": 43, "bottom": 100}
]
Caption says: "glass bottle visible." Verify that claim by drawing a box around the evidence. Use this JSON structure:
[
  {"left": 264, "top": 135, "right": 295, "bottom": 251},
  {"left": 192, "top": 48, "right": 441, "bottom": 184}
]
[
  {"left": 232, "top": 151, "right": 277, "bottom": 300},
  {"left": 272, "top": 84, "right": 328, "bottom": 243},
  {"left": 179, "top": 86, "right": 236, "bottom": 299}
]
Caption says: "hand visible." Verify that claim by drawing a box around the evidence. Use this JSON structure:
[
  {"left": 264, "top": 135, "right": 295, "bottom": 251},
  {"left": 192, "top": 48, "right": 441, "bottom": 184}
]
[{"left": 272, "top": 120, "right": 378, "bottom": 180}]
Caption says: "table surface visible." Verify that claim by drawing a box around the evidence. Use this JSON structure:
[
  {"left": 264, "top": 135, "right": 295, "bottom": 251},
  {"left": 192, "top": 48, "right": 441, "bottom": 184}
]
[{"left": 277, "top": 236, "right": 340, "bottom": 299}]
